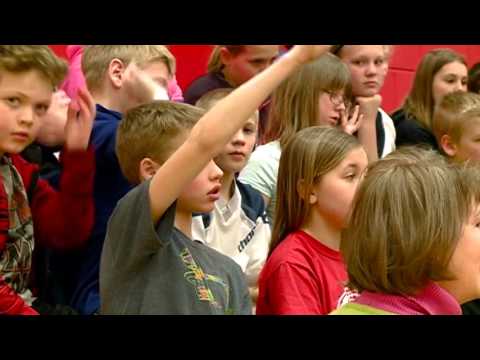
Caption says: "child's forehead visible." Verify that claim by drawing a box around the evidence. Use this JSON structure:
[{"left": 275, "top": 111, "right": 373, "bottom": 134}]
[
  {"left": 249, "top": 110, "right": 260, "bottom": 124},
  {"left": 0, "top": 69, "right": 53, "bottom": 98},
  {"left": 461, "top": 116, "right": 480, "bottom": 134}
]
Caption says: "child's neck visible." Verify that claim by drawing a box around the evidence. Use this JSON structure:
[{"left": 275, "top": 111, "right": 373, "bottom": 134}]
[
  {"left": 174, "top": 209, "right": 193, "bottom": 239},
  {"left": 221, "top": 69, "right": 238, "bottom": 88},
  {"left": 92, "top": 90, "right": 125, "bottom": 114},
  {"left": 220, "top": 171, "right": 235, "bottom": 202},
  {"left": 300, "top": 211, "right": 341, "bottom": 251}
]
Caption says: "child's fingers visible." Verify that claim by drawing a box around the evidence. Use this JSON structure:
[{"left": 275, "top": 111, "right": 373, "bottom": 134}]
[
  {"left": 340, "top": 110, "right": 347, "bottom": 127},
  {"left": 356, "top": 114, "right": 364, "bottom": 128},
  {"left": 66, "top": 104, "right": 78, "bottom": 124},
  {"left": 350, "top": 105, "right": 360, "bottom": 123},
  {"left": 77, "top": 88, "right": 95, "bottom": 119}
]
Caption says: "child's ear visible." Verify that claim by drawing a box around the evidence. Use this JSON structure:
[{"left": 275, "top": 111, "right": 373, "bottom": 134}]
[
  {"left": 139, "top": 158, "right": 160, "bottom": 181},
  {"left": 219, "top": 47, "right": 233, "bottom": 66},
  {"left": 108, "top": 58, "right": 126, "bottom": 89},
  {"left": 440, "top": 134, "right": 458, "bottom": 157},
  {"left": 296, "top": 179, "right": 317, "bottom": 205}
]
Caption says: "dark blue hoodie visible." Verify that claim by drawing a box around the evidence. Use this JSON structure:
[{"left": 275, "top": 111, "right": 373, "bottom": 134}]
[{"left": 68, "top": 104, "right": 133, "bottom": 314}]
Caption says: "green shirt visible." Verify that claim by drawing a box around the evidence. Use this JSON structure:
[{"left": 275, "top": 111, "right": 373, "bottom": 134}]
[{"left": 330, "top": 303, "right": 395, "bottom": 315}]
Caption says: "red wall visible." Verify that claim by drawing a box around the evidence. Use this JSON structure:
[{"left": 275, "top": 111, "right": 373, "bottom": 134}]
[{"left": 50, "top": 45, "right": 480, "bottom": 114}]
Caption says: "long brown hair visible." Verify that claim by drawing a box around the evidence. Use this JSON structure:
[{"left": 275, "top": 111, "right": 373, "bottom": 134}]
[
  {"left": 402, "top": 49, "right": 467, "bottom": 131},
  {"left": 207, "top": 45, "right": 245, "bottom": 73},
  {"left": 342, "top": 147, "right": 480, "bottom": 295},
  {"left": 269, "top": 126, "right": 361, "bottom": 256},
  {"left": 264, "top": 53, "right": 352, "bottom": 148}
]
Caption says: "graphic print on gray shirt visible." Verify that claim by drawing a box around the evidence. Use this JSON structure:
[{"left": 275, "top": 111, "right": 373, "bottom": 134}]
[{"left": 100, "top": 180, "right": 252, "bottom": 315}]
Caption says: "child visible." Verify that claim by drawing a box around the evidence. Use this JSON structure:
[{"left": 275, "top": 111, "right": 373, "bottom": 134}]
[
  {"left": 0, "top": 45, "right": 96, "bottom": 315},
  {"left": 61, "top": 45, "right": 184, "bottom": 102},
  {"left": 193, "top": 88, "right": 271, "bottom": 307},
  {"left": 331, "top": 45, "right": 396, "bottom": 160},
  {"left": 100, "top": 45, "right": 332, "bottom": 315},
  {"left": 66, "top": 45, "right": 177, "bottom": 315},
  {"left": 21, "top": 89, "right": 71, "bottom": 187},
  {"left": 392, "top": 49, "right": 467, "bottom": 149},
  {"left": 184, "top": 45, "right": 280, "bottom": 142},
  {"left": 433, "top": 91, "right": 480, "bottom": 163},
  {"left": 432, "top": 91, "right": 480, "bottom": 314},
  {"left": 468, "top": 62, "right": 480, "bottom": 94},
  {"left": 256, "top": 126, "right": 368, "bottom": 315},
  {"left": 239, "top": 53, "right": 366, "bottom": 224},
  {"left": 332, "top": 147, "right": 480, "bottom": 315}
]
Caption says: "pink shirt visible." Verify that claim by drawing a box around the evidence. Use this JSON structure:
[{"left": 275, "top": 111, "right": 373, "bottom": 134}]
[{"left": 354, "top": 282, "right": 461, "bottom": 315}]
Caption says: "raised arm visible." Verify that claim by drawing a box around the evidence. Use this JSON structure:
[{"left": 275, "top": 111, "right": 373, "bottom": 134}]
[{"left": 149, "top": 46, "right": 332, "bottom": 223}]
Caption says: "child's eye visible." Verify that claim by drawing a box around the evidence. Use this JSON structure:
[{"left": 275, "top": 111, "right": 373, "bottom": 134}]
[
  {"left": 244, "top": 128, "right": 255, "bottom": 135},
  {"left": 35, "top": 104, "right": 49, "bottom": 116},
  {"left": 6, "top": 97, "right": 21, "bottom": 107}
]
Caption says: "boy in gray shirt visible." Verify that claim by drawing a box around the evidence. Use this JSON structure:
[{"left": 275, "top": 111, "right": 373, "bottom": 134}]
[{"left": 100, "top": 45, "right": 332, "bottom": 315}]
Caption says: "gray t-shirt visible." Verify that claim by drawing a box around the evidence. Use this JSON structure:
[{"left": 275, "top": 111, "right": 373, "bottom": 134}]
[{"left": 100, "top": 180, "right": 252, "bottom": 315}]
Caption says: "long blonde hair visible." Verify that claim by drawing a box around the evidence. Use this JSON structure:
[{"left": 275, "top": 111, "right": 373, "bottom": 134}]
[
  {"left": 265, "top": 53, "right": 352, "bottom": 148},
  {"left": 270, "top": 126, "right": 360, "bottom": 256},
  {"left": 402, "top": 49, "right": 467, "bottom": 131}
]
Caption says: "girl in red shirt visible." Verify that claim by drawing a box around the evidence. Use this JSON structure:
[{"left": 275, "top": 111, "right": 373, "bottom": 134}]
[{"left": 257, "top": 126, "right": 368, "bottom": 315}]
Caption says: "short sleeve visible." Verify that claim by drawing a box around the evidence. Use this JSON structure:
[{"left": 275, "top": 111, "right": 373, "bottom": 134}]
[{"left": 104, "top": 180, "right": 176, "bottom": 267}]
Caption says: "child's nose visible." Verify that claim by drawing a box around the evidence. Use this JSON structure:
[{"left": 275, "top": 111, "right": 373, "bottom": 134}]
[
  {"left": 232, "top": 133, "right": 246, "bottom": 145},
  {"left": 18, "top": 106, "right": 34, "bottom": 126},
  {"left": 209, "top": 160, "right": 223, "bottom": 180}
]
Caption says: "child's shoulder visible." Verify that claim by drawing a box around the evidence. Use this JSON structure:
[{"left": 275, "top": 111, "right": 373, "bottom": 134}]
[
  {"left": 268, "top": 231, "right": 327, "bottom": 268},
  {"left": 252, "top": 141, "right": 281, "bottom": 157},
  {"left": 10, "top": 154, "right": 39, "bottom": 183},
  {"left": 236, "top": 180, "right": 268, "bottom": 222},
  {"left": 110, "top": 180, "right": 151, "bottom": 222},
  {"left": 242, "top": 141, "right": 281, "bottom": 173},
  {"left": 185, "top": 72, "right": 231, "bottom": 104}
]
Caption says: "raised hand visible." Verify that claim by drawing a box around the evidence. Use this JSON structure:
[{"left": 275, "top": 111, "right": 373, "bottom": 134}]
[
  {"left": 339, "top": 105, "right": 364, "bottom": 135},
  {"left": 123, "top": 62, "right": 169, "bottom": 102},
  {"left": 36, "top": 90, "right": 71, "bottom": 147},
  {"left": 64, "top": 87, "right": 96, "bottom": 151}
]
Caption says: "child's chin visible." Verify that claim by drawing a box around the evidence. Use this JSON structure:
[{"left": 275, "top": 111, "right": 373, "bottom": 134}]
[{"left": 195, "top": 203, "right": 215, "bottom": 214}]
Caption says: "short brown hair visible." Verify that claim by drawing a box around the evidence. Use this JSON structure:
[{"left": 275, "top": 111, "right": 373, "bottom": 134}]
[
  {"left": 195, "top": 88, "right": 259, "bottom": 122},
  {"left": 0, "top": 45, "right": 68, "bottom": 88},
  {"left": 116, "top": 101, "right": 204, "bottom": 184},
  {"left": 195, "top": 88, "right": 234, "bottom": 109},
  {"left": 342, "top": 147, "right": 480, "bottom": 295},
  {"left": 468, "top": 62, "right": 480, "bottom": 94},
  {"left": 82, "top": 45, "right": 176, "bottom": 92},
  {"left": 432, "top": 91, "right": 480, "bottom": 146}
]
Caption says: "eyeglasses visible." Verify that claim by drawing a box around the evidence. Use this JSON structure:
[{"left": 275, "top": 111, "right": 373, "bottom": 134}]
[{"left": 325, "top": 91, "right": 351, "bottom": 108}]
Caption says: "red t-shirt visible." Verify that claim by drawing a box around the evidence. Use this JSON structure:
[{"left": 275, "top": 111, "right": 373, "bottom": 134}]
[{"left": 257, "top": 230, "right": 347, "bottom": 315}]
